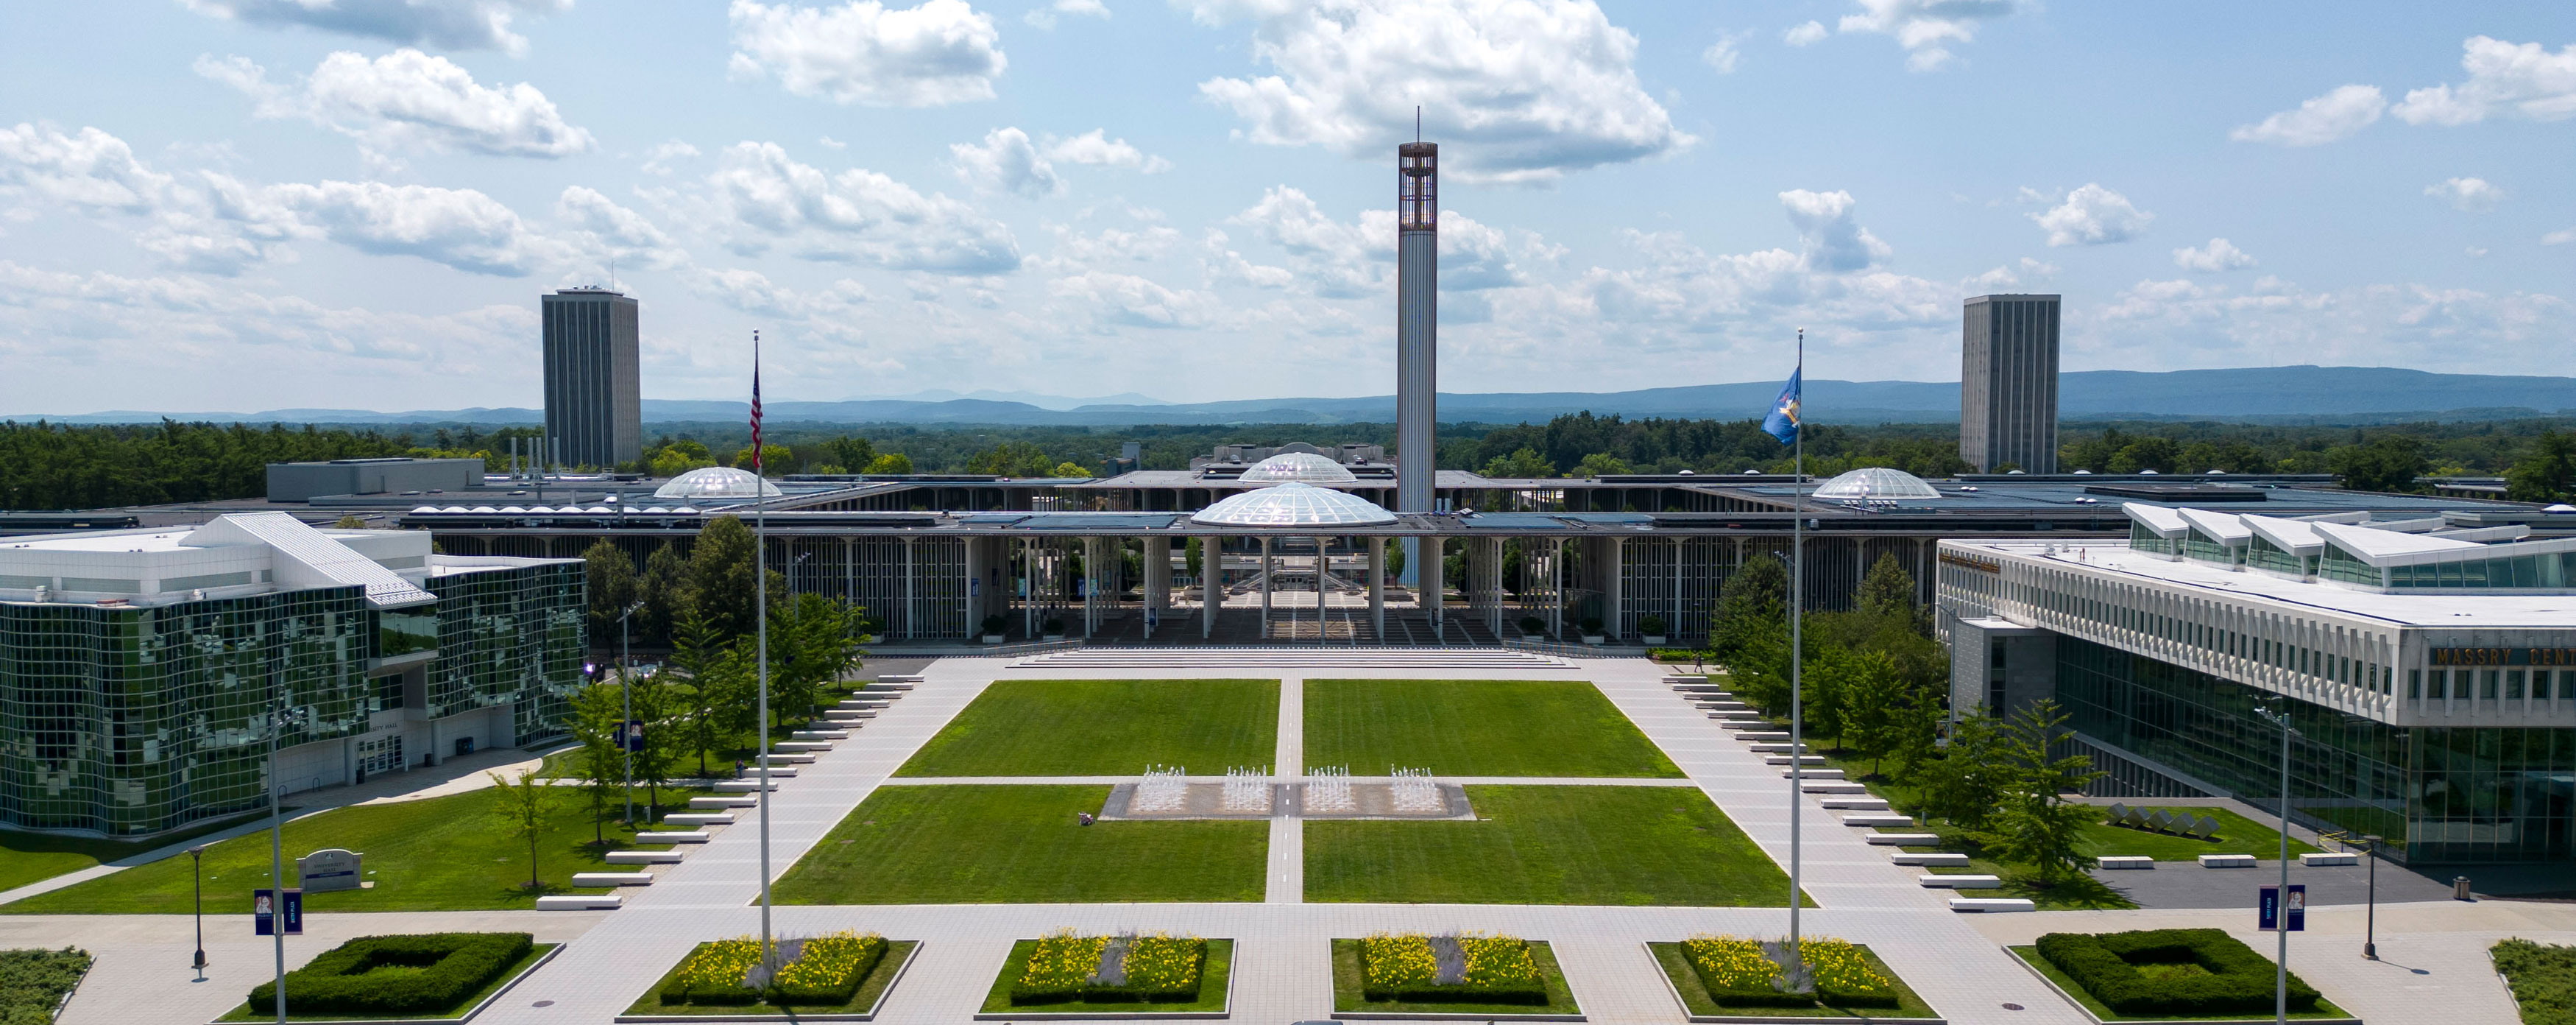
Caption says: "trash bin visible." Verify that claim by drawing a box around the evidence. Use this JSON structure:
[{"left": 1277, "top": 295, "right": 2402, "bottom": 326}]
[{"left": 2454, "top": 876, "right": 2474, "bottom": 901}]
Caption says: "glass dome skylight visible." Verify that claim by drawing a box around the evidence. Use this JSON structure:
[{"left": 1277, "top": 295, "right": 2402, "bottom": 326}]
[
  {"left": 1810, "top": 466, "right": 1942, "bottom": 501},
  {"left": 1190, "top": 481, "right": 1396, "bottom": 527},
  {"left": 1239, "top": 451, "right": 1357, "bottom": 483},
  {"left": 653, "top": 466, "right": 783, "bottom": 500}
]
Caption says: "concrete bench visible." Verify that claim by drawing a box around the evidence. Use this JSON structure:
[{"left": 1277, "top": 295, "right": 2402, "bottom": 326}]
[
  {"left": 2198, "top": 853, "right": 2258, "bottom": 868},
  {"left": 1783, "top": 768, "right": 1845, "bottom": 779},
  {"left": 633, "top": 830, "right": 710, "bottom": 844},
  {"left": 1867, "top": 832, "right": 1942, "bottom": 845},
  {"left": 838, "top": 699, "right": 891, "bottom": 710},
  {"left": 1921, "top": 874, "right": 2003, "bottom": 889},
  {"left": 1842, "top": 814, "right": 1916, "bottom": 828},
  {"left": 760, "top": 753, "right": 815, "bottom": 764},
  {"left": 2300, "top": 852, "right": 2360, "bottom": 867},
  {"left": 1802, "top": 782, "right": 1869, "bottom": 794},
  {"left": 791, "top": 729, "right": 846, "bottom": 740},
  {"left": 1731, "top": 730, "right": 1794, "bottom": 742},
  {"left": 536, "top": 895, "right": 621, "bottom": 910},
  {"left": 877, "top": 674, "right": 924, "bottom": 684},
  {"left": 774, "top": 741, "right": 832, "bottom": 752},
  {"left": 744, "top": 767, "right": 798, "bottom": 778},
  {"left": 1950, "top": 898, "right": 2034, "bottom": 912},
  {"left": 1821, "top": 797, "right": 1891, "bottom": 811},
  {"left": 665, "top": 813, "right": 734, "bottom": 826},
  {"left": 1766, "top": 755, "right": 1826, "bottom": 766},
  {"left": 572, "top": 871, "right": 654, "bottom": 887},
  {"left": 824, "top": 711, "right": 875, "bottom": 722},
  {"left": 605, "top": 850, "right": 684, "bottom": 864},
  {"left": 689, "top": 796, "right": 757, "bottom": 809},
  {"left": 1748, "top": 742, "right": 1810, "bottom": 753},
  {"left": 712, "top": 781, "right": 781, "bottom": 793},
  {"left": 2098, "top": 856, "right": 2156, "bottom": 870},
  {"left": 1710, "top": 710, "right": 1763, "bottom": 721},
  {"left": 1893, "top": 852, "right": 1970, "bottom": 867},
  {"left": 1701, "top": 700, "right": 1752, "bottom": 711}
]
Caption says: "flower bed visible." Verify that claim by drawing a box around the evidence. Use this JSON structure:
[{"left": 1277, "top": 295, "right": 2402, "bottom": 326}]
[
  {"left": 657, "top": 932, "right": 890, "bottom": 1007},
  {"left": 1679, "top": 935, "right": 1899, "bottom": 1009},
  {"left": 1358, "top": 932, "right": 1548, "bottom": 1005},
  {"left": 1011, "top": 930, "right": 1206, "bottom": 1005},
  {"left": 2035, "top": 929, "right": 2318, "bottom": 1017},
  {"left": 245, "top": 933, "right": 533, "bottom": 1016}
]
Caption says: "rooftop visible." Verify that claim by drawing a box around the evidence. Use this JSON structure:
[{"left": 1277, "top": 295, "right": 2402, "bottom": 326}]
[{"left": 1956, "top": 538, "right": 2576, "bottom": 629}]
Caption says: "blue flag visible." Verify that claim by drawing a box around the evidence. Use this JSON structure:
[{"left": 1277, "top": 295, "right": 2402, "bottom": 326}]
[{"left": 1761, "top": 367, "right": 1802, "bottom": 444}]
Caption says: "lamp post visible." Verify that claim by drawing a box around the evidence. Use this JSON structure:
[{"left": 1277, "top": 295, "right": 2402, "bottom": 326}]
[
  {"left": 2360, "top": 834, "right": 2382, "bottom": 959},
  {"left": 190, "top": 845, "right": 208, "bottom": 982},
  {"left": 2252, "top": 700, "right": 2299, "bottom": 1025},
  {"left": 618, "top": 600, "right": 643, "bottom": 824},
  {"left": 265, "top": 691, "right": 306, "bottom": 1025}
]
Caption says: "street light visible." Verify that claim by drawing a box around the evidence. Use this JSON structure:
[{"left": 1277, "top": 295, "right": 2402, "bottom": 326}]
[
  {"left": 190, "top": 845, "right": 208, "bottom": 982},
  {"left": 2360, "top": 834, "right": 2383, "bottom": 959},
  {"left": 2252, "top": 699, "right": 2300, "bottom": 1025},
  {"left": 617, "top": 600, "right": 644, "bottom": 824}
]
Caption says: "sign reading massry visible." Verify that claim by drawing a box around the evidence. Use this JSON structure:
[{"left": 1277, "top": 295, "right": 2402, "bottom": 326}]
[
  {"left": 2430, "top": 647, "right": 2576, "bottom": 668},
  {"left": 1939, "top": 551, "right": 2002, "bottom": 574},
  {"left": 297, "top": 848, "right": 363, "bottom": 892}
]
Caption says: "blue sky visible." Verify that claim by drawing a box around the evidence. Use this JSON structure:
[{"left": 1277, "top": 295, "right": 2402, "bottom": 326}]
[{"left": 1, "top": 1, "right": 2570, "bottom": 413}]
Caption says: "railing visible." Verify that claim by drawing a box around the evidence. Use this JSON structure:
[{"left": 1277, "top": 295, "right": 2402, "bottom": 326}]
[{"left": 1504, "top": 637, "right": 1651, "bottom": 658}]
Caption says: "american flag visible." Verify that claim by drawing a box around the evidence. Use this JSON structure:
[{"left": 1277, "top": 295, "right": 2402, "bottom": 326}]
[{"left": 749, "top": 329, "right": 763, "bottom": 471}]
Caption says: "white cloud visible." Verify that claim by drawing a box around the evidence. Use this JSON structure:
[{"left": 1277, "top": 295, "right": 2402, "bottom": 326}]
[
  {"left": 261, "top": 179, "right": 564, "bottom": 275},
  {"left": 2030, "top": 183, "right": 2152, "bottom": 247},
  {"left": 707, "top": 140, "right": 1020, "bottom": 272},
  {"left": 1783, "top": 20, "right": 1827, "bottom": 46},
  {"left": 0, "top": 123, "right": 176, "bottom": 214},
  {"left": 950, "top": 127, "right": 1066, "bottom": 197},
  {"left": 684, "top": 266, "right": 872, "bottom": 318},
  {"left": 1225, "top": 185, "right": 1532, "bottom": 297},
  {"left": 196, "top": 50, "right": 592, "bottom": 158},
  {"left": 177, "top": 0, "right": 570, "bottom": 54},
  {"left": 2545, "top": 227, "right": 2576, "bottom": 246},
  {"left": 555, "top": 186, "right": 685, "bottom": 272},
  {"left": 2425, "top": 177, "right": 2505, "bottom": 213},
  {"left": 642, "top": 141, "right": 701, "bottom": 176},
  {"left": 2173, "top": 237, "right": 2255, "bottom": 272},
  {"left": 1187, "top": 0, "right": 1692, "bottom": 183},
  {"left": 1048, "top": 270, "right": 1219, "bottom": 329},
  {"left": 2393, "top": 36, "right": 2576, "bottom": 127},
  {"left": 1701, "top": 32, "right": 1744, "bottom": 74},
  {"left": 2229, "top": 85, "right": 2385, "bottom": 146},
  {"left": 1024, "top": 0, "right": 1107, "bottom": 29},
  {"left": 2093, "top": 275, "right": 2576, "bottom": 373},
  {"left": 1834, "top": 0, "right": 2025, "bottom": 71},
  {"left": 1777, "top": 189, "right": 1891, "bottom": 272},
  {"left": 818, "top": 135, "right": 848, "bottom": 149},
  {"left": 727, "top": 0, "right": 1007, "bottom": 107},
  {"left": 1042, "top": 129, "right": 1170, "bottom": 172}
]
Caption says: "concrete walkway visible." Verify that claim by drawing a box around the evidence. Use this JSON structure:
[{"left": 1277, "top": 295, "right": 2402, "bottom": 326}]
[{"left": 1267, "top": 675, "right": 1304, "bottom": 904}]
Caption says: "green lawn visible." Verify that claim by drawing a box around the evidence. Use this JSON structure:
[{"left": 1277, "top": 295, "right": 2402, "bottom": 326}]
[
  {"left": 6, "top": 787, "right": 706, "bottom": 915},
  {"left": 2079, "top": 807, "right": 2321, "bottom": 861},
  {"left": 1329, "top": 939, "right": 1580, "bottom": 1016},
  {"left": 894, "top": 679, "right": 1278, "bottom": 776},
  {"left": 772, "top": 785, "right": 1265, "bottom": 904},
  {"left": 1303, "top": 679, "right": 1682, "bottom": 778},
  {"left": 624, "top": 940, "right": 918, "bottom": 1018},
  {"left": 978, "top": 939, "right": 1233, "bottom": 1015},
  {"left": 0, "top": 812, "right": 272, "bottom": 895},
  {"left": 2009, "top": 945, "right": 2355, "bottom": 1021},
  {"left": 1648, "top": 940, "right": 1940, "bottom": 1019},
  {"left": 1306, "top": 785, "right": 1804, "bottom": 906}
]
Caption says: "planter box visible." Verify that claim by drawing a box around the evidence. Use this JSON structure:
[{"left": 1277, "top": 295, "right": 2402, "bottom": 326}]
[
  {"left": 975, "top": 937, "right": 1232, "bottom": 1019},
  {"left": 619, "top": 939, "right": 921, "bottom": 1023},
  {"left": 981, "top": 635, "right": 1005, "bottom": 644},
  {"left": 1641, "top": 635, "right": 1666, "bottom": 645},
  {"left": 1643, "top": 941, "right": 1945, "bottom": 1024},
  {"left": 1328, "top": 938, "right": 1582, "bottom": 1020}
]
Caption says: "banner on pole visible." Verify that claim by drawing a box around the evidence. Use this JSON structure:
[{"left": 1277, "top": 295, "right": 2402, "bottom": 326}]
[
  {"left": 253, "top": 889, "right": 302, "bottom": 935},
  {"left": 2259, "top": 884, "right": 2306, "bottom": 931}
]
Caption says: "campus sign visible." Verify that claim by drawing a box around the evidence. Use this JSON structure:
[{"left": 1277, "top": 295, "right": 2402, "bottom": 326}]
[
  {"left": 298, "top": 848, "right": 362, "bottom": 892},
  {"left": 2429, "top": 647, "right": 2576, "bottom": 667}
]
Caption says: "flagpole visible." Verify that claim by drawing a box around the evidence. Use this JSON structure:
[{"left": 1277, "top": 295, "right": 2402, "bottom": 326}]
[
  {"left": 1788, "top": 326, "right": 1805, "bottom": 975},
  {"left": 752, "top": 329, "right": 774, "bottom": 973}
]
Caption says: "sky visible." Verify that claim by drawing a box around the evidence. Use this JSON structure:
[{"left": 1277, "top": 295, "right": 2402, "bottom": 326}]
[{"left": 1, "top": 1, "right": 2571, "bottom": 414}]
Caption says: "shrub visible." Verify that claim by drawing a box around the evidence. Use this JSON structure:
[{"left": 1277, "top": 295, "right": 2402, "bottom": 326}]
[
  {"left": 247, "top": 933, "right": 532, "bottom": 1015},
  {"left": 768, "top": 932, "right": 888, "bottom": 1005},
  {"left": 0, "top": 947, "right": 92, "bottom": 1025},
  {"left": 1579, "top": 616, "right": 1604, "bottom": 634},
  {"left": 2493, "top": 939, "right": 2576, "bottom": 1025},
  {"left": 1010, "top": 931, "right": 1205, "bottom": 1005},
  {"left": 1518, "top": 616, "right": 1546, "bottom": 635},
  {"left": 1359, "top": 933, "right": 1547, "bottom": 1004},
  {"left": 1041, "top": 618, "right": 1065, "bottom": 635},
  {"left": 1639, "top": 614, "right": 1667, "bottom": 635},
  {"left": 1802, "top": 938, "right": 1898, "bottom": 1008},
  {"left": 2037, "top": 929, "right": 2318, "bottom": 1016},
  {"left": 980, "top": 614, "right": 1008, "bottom": 635},
  {"left": 1681, "top": 935, "right": 1809, "bottom": 1008},
  {"left": 659, "top": 938, "right": 763, "bottom": 1005}
]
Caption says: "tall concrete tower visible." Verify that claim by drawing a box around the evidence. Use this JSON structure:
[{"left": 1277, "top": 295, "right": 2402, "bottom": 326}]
[
  {"left": 1959, "top": 294, "right": 2061, "bottom": 473},
  {"left": 542, "top": 286, "right": 643, "bottom": 470},
  {"left": 1395, "top": 140, "right": 1440, "bottom": 620}
]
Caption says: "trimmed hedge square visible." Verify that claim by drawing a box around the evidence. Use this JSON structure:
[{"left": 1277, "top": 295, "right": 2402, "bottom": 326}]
[
  {"left": 247, "top": 933, "right": 531, "bottom": 1016},
  {"left": 1358, "top": 933, "right": 1548, "bottom": 1005},
  {"left": 2037, "top": 929, "right": 2318, "bottom": 1017}
]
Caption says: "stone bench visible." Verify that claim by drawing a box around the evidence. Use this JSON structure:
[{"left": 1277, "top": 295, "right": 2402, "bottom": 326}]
[
  {"left": 1802, "top": 782, "right": 1869, "bottom": 794},
  {"left": 2300, "top": 852, "right": 2360, "bottom": 867},
  {"left": 1821, "top": 797, "right": 1891, "bottom": 811},
  {"left": 572, "top": 871, "right": 654, "bottom": 887},
  {"left": 2198, "top": 853, "right": 2258, "bottom": 868},
  {"left": 712, "top": 781, "right": 780, "bottom": 793},
  {"left": 689, "top": 796, "right": 757, "bottom": 809},
  {"left": 1893, "top": 852, "right": 1970, "bottom": 867},
  {"left": 605, "top": 850, "right": 684, "bottom": 864},
  {"left": 824, "top": 709, "right": 875, "bottom": 720},
  {"left": 1950, "top": 898, "right": 2035, "bottom": 912},
  {"left": 1766, "top": 755, "right": 1826, "bottom": 766},
  {"left": 1700, "top": 701, "right": 1752, "bottom": 711},
  {"left": 838, "top": 699, "right": 891, "bottom": 710},
  {"left": 1748, "top": 742, "right": 1809, "bottom": 753},
  {"left": 1731, "top": 730, "right": 1794, "bottom": 742},
  {"left": 1783, "top": 768, "right": 1845, "bottom": 779},
  {"left": 877, "top": 674, "right": 924, "bottom": 685},
  {"left": 1842, "top": 814, "right": 1916, "bottom": 828},
  {"left": 1867, "top": 832, "right": 1942, "bottom": 845},
  {"left": 665, "top": 813, "right": 734, "bottom": 826},
  {"left": 1920, "top": 874, "right": 2003, "bottom": 889},
  {"left": 1710, "top": 710, "right": 1763, "bottom": 721},
  {"left": 791, "top": 730, "right": 846, "bottom": 740},
  {"left": 633, "top": 830, "right": 710, "bottom": 844},
  {"left": 761, "top": 753, "right": 816, "bottom": 764},
  {"left": 774, "top": 741, "right": 832, "bottom": 752},
  {"left": 2098, "top": 856, "right": 2156, "bottom": 870},
  {"left": 536, "top": 894, "right": 622, "bottom": 910},
  {"left": 744, "top": 767, "right": 798, "bottom": 778}
]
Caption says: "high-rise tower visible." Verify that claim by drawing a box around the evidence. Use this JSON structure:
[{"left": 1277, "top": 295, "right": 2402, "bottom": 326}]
[
  {"left": 542, "top": 286, "right": 643, "bottom": 470},
  {"left": 1959, "top": 294, "right": 2060, "bottom": 473},
  {"left": 1395, "top": 141, "right": 1440, "bottom": 617}
]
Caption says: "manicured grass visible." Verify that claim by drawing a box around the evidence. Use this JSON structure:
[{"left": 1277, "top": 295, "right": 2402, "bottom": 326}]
[
  {"left": 214, "top": 942, "right": 556, "bottom": 1022},
  {"left": 0, "top": 812, "right": 269, "bottom": 895},
  {"left": 773, "top": 785, "right": 1264, "bottom": 904},
  {"left": 623, "top": 940, "right": 919, "bottom": 1018},
  {"left": 2009, "top": 945, "right": 2354, "bottom": 1022},
  {"left": 2493, "top": 939, "right": 2576, "bottom": 1025},
  {"left": 1648, "top": 940, "right": 1940, "bottom": 1020},
  {"left": 1303, "top": 679, "right": 1682, "bottom": 777},
  {"left": 977, "top": 938, "right": 1232, "bottom": 1015},
  {"left": 894, "top": 679, "right": 1278, "bottom": 776},
  {"left": 1330, "top": 938, "right": 1579, "bottom": 1016},
  {"left": 1306, "top": 785, "right": 1806, "bottom": 906},
  {"left": 2079, "top": 807, "right": 2321, "bottom": 861},
  {"left": 6, "top": 788, "right": 707, "bottom": 915}
]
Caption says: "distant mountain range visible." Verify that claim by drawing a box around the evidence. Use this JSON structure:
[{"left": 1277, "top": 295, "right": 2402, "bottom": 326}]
[{"left": 18, "top": 366, "right": 2575, "bottom": 429}]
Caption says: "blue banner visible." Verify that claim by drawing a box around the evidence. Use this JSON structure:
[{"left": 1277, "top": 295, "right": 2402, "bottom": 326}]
[
  {"left": 2259, "top": 884, "right": 2305, "bottom": 931},
  {"left": 1761, "top": 368, "right": 1802, "bottom": 445}
]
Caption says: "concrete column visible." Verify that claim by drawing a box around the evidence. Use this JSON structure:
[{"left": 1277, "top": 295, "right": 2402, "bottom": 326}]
[
  {"left": 1260, "top": 536, "right": 1273, "bottom": 635},
  {"left": 1673, "top": 538, "right": 1683, "bottom": 641},
  {"left": 1144, "top": 537, "right": 1170, "bottom": 639},
  {"left": 1605, "top": 537, "right": 1624, "bottom": 641},
  {"left": 1083, "top": 536, "right": 1097, "bottom": 638},
  {"left": 1551, "top": 538, "right": 1565, "bottom": 638},
  {"left": 1423, "top": 535, "right": 1445, "bottom": 638},
  {"left": 1369, "top": 536, "right": 1385, "bottom": 640},
  {"left": 1203, "top": 538, "right": 1218, "bottom": 640},
  {"left": 901, "top": 537, "right": 914, "bottom": 639}
]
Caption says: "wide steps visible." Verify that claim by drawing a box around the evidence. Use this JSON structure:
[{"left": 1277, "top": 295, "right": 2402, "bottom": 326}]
[
  {"left": 537, "top": 895, "right": 621, "bottom": 910},
  {"left": 605, "top": 850, "right": 684, "bottom": 864},
  {"left": 572, "top": 872, "right": 654, "bottom": 887}
]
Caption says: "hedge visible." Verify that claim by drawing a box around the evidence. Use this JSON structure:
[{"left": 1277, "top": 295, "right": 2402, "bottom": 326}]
[
  {"left": 2036, "top": 929, "right": 2318, "bottom": 1016},
  {"left": 2493, "top": 938, "right": 2576, "bottom": 1025},
  {"left": 247, "top": 933, "right": 531, "bottom": 1016},
  {"left": 1358, "top": 934, "right": 1548, "bottom": 1005},
  {"left": 0, "top": 947, "right": 93, "bottom": 1025}
]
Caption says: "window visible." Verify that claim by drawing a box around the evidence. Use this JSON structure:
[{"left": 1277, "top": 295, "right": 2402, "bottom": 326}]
[
  {"left": 2506, "top": 671, "right": 2526, "bottom": 701},
  {"left": 2408, "top": 669, "right": 2421, "bottom": 700}
]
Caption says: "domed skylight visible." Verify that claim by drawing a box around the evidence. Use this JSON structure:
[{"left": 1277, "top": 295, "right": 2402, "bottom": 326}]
[
  {"left": 1810, "top": 466, "right": 1942, "bottom": 501},
  {"left": 1239, "top": 451, "right": 1357, "bottom": 484},
  {"left": 1190, "top": 481, "right": 1396, "bottom": 526},
  {"left": 654, "top": 466, "right": 782, "bottom": 500}
]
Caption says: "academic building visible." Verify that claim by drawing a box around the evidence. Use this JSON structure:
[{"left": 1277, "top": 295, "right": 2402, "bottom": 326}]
[
  {"left": 0, "top": 513, "right": 584, "bottom": 836},
  {"left": 1939, "top": 502, "right": 2576, "bottom": 866}
]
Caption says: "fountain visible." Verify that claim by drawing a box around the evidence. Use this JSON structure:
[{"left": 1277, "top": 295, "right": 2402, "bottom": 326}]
[
  {"left": 1390, "top": 766, "right": 1441, "bottom": 814},
  {"left": 1133, "top": 764, "right": 1188, "bottom": 813},
  {"left": 1306, "top": 765, "right": 1354, "bottom": 813},
  {"left": 1223, "top": 766, "right": 1271, "bottom": 813}
]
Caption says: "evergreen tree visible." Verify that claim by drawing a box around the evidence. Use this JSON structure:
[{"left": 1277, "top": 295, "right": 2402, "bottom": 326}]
[
  {"left": 567, "top": 683, "right": 627, "bottom": 842},
  {"left": 1917, "top": 711, "right": 2006, "bottom": 831},
  {"left": 582, "top": 540, "right": 640, "bottom": 650},
  {"left": 1986, "top": 700, "right": 2109, "bottom": 884},
  {"left": 683, "top": 516, "right": 760, "bottom": 641},
  {"left": 1709, "top": 555, "right": 1788, "bottom": 667},
  {"left": 637, "top": 543, "right": 687, "bottom": 647},
  {"left": 2507, "top": 430, "right": 2576, "bottom": 503}
]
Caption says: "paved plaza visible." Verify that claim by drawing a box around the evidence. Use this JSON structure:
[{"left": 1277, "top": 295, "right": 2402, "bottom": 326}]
[{"left": 24, "top": 651, "right": 2574, "bottom": 1025}]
